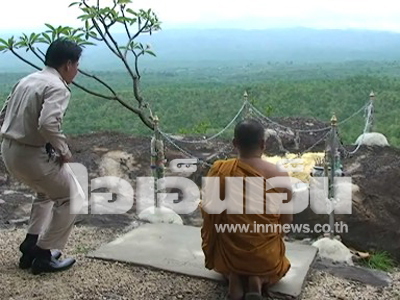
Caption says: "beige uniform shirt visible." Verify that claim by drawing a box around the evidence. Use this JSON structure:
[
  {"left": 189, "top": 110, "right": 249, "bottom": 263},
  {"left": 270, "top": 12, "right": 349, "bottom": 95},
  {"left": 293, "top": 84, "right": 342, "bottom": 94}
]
[{"left": 0, "top": 66, "right": 72, "bottom": 159}]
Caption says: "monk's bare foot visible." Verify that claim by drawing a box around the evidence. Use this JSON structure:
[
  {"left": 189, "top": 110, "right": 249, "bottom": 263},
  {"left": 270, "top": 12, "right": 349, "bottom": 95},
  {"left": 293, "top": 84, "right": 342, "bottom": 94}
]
[
  {"left": 227, "top": 273, "right": 244, "bottom": 300},
  {"left": 262, "top": 282, "right": 273, "bottom": 298},
  {"left": 247, "top": 276, "right": 262, "bottom": 294}
]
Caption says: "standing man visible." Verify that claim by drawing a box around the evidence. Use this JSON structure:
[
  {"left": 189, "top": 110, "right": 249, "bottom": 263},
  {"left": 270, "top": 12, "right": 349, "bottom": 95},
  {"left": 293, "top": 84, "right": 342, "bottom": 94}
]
[{"left": 0, "top": 38, "right": 82, "bottom": 274}]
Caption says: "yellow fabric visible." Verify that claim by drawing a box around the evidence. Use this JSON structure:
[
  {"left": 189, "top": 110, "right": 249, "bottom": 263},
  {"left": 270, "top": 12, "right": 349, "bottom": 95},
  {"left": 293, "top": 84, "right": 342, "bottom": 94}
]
[
  {"left": 262, "top": 152, "right": 325, "bottom": 183},
  {"left": 200, "top": 158, "right": 290, "bottom": 283}
]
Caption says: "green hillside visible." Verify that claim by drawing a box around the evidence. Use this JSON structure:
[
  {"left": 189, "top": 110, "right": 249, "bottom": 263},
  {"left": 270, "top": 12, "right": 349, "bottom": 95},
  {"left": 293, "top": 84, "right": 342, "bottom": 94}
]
[
  {"left": 1, "top": 28, "right": 400, "bottom": 147},
  {"left": 1, "top": 61, "right": 398, "bottom": 147}
]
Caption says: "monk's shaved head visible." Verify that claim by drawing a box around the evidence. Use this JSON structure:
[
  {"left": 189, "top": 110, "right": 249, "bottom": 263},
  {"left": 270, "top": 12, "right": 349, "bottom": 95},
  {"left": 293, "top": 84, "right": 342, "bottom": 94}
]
[{"left": 234, "top": 119, "right": 265, "bottom": 152}]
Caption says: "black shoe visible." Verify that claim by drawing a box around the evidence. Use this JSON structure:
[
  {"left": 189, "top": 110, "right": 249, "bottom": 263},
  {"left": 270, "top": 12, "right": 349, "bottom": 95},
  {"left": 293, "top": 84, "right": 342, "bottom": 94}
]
[
  {"left": 19, "top": 234, "right": 39, "bottom": 253},
  {"left": 31, "top": 256, "right": 76, "bottom": 275},
  {"left": 19, "top": 250, "right": 62, "bottom": 270}
]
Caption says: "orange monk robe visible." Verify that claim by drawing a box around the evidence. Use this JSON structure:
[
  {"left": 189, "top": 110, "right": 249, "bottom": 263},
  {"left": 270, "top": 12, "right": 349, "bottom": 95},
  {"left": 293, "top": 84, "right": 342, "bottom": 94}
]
[{"left": 200, "top": 158, "right": 290, "bottom": 285}]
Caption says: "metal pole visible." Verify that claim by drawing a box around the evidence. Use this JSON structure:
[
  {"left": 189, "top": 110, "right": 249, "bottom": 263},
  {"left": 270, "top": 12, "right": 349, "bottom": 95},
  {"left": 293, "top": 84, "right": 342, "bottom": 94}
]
[
  {"left": 151, "top": 115, "right": 165, "bottom": 208},
  {"left": 150, "top": 116, "right": 158, "bottom": 208},
  {"left": 243, "top": 90, "right": 249, "bottom": 119},
  {"left": 323, "top": 157, "right": 329, "bottom": 234},
  {"left": 328, "top": 114, "right": 337, "bottom": 239},
  {"left": 368, "top": 91, "right": 375, "bottom": 133}
]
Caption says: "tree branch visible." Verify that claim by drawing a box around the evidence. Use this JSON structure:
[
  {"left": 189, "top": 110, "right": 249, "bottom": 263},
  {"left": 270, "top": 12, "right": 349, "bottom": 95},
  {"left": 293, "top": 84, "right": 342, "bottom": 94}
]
[
  {"left": 133, "top": 77, "right": 144, "bottom": 106},
  {"left": 87, "top": 1, "right": 136, "bottom": 80},
  {"left": 99, "top": 17, "right": 136, "bottom": 80},
  {"left": 79, "top": 0, "right": 153, "bottom": 128},
  {"left": 72, "top": 57, "right": 153, "bottom": 128},
  {"left": 6, "top": 13, "right": 154, "bottom": 131},
  {"left": 82, "top": 0, "right": 120, "bottom": 58},
  {"left": 121, "top": 7, "right": 151, "bottom": 43},
  {"left": 131, "top": 19, "right": 150, "bottom": 42},
  {"left": 120, "top": 10, "right": 151, "bottom": 77},
  {"left": 10, "top": 48, "right": 122, "bottom": 102},
  {"left": 120, "top": 6, "right": 133, "bottom": 60},
  {"left": 91, "top": 18, "right": 121, "bottom": 58},
  {"left": 37, "top": 48, "right": 46, "bottom": 57},
  {"left": 119, "top": 11, "right": 153, "bottom": 97},
  {"left": 78, "top": 69, "right": 118, "bottom": 97},
  {"left": 97, "top": 15, "right": 148, "bottom": 110},
  {"left": 10, "top": 49, "right": 41, "bottom": 70},
  {"left": 104, "top": 2, "right": 117, "bottom": 28},
  {"left": 71, "top": 81, "right": 117, "bottom": 100},
  {"left": 90, "top": 35, "right": 104, "bottom": 42},
  {"left": 72, "top": 75, "right": 153, "bottom": 129},
  {"left": 134, "top": 51, "right": 142, "bottom": 78},
  {"left": 120, "top": 6, "right": 132, "bottom": 40},
  {"left": 138, "top": 110, "right": 154, "bottom": 130},
  {"left": 28, "top": 45, "right": 45, "bottom": 63}
]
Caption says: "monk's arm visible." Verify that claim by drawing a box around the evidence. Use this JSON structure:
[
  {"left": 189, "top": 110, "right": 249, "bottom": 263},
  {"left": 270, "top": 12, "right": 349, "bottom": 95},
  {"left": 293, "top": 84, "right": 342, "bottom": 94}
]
[
  {"left": 279, "top": 186, "right": 293, "bottom": 225},
  {"left": 274, "top": 170, "right": 293, "bottom": 226}
]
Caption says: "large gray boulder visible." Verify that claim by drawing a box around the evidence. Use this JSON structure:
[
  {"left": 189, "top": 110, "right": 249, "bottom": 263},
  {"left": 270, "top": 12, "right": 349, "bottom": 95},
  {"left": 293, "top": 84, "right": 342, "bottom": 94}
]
[{"left": 291, "top": 146, "right": 400, "bottom": 262}]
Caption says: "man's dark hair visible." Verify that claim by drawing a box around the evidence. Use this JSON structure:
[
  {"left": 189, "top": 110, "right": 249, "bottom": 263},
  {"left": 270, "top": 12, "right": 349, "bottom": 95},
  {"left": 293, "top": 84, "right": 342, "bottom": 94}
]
[
  {"left": 234, "top": 119, "right": 265, "bottom": 152},
  {"left": 45, "top": 38, "right": 82, "bottom": 69}
]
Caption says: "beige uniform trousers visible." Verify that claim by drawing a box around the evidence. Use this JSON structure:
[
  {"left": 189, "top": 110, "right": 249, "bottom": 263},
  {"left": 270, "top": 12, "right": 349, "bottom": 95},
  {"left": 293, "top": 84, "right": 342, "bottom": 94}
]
[{"left": 1, "top": 138, "right": 76, "bottom": 250}]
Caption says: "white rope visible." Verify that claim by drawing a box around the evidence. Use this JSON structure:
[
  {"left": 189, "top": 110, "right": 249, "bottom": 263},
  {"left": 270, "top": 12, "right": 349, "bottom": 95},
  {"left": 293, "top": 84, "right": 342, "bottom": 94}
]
[
  {"left": 298, "top": 131, "right": 331, "bottom": 156},
  {"left": 159, "top": 130, "right": 199, "bottom": 158},
  {"left": 345, "top": 103, "right": 374, "bottom": 155},
  {"left": 249, "top": 102, "right": 368, "bottom": 133},
  {"left": 160, "top": 101, "right": 247, "bottom": 144},
  {"left": 249, "top": 102, "right": 331, "bottom": 133},
  {"left": 159, "top": 130, "right": 213, "bottom": 167},
  {"left": 158, "top": 98, "right": 371, "bottom": 165},
  {"left": 160, "top": 130, "right": 238, "bottom": 167},
  {"left": 252, "top": 114, "right": 290, "bottom": 153},
  {"left": 337, "top": 104, "right": 368, "bottom": 127},
  {"left": 253, "top": 112, "right": 329, "bottom": 155},
  {"left": 205, "top": 142, "right": 234, "bottom": 162}
]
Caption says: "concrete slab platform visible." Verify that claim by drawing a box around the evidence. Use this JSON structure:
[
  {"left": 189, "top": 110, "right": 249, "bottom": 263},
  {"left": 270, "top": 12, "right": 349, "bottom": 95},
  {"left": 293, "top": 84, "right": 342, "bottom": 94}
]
[{"left": 89, "top": 223, "right": 317, "bottom": 299}]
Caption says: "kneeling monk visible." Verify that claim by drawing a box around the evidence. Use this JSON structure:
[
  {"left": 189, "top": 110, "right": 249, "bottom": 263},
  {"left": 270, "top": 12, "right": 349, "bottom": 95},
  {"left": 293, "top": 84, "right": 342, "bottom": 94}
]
[{"left": 200, "top": 119, "right": 293, "bottom": 300}]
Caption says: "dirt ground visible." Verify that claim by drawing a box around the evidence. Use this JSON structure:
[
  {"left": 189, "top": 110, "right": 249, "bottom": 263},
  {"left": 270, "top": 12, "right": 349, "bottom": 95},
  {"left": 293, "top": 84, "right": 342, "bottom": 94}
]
[{"left": 1, "top": 126, "right": 400, "bottom": 299}]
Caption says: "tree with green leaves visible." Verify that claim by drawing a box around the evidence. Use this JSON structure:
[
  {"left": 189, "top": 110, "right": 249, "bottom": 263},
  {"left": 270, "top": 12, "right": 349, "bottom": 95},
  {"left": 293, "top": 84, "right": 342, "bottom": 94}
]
[{"left": 0, "top": 0, "right": 161, "bottom": 129}]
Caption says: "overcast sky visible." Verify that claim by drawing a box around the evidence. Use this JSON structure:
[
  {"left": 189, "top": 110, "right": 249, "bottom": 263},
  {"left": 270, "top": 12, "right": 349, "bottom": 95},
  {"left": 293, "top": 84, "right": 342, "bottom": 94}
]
[{"left": 1, "top": 0, "right": 400, "bottom": 33}]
